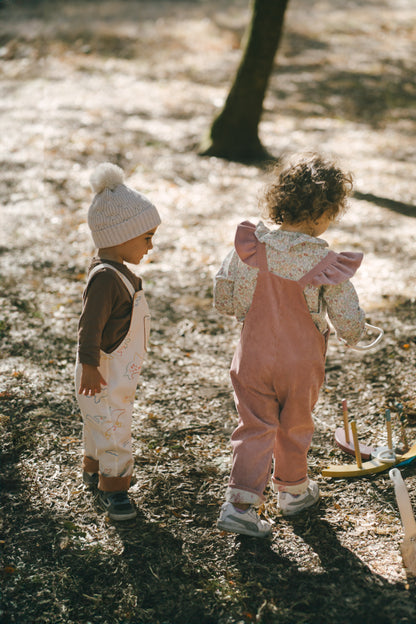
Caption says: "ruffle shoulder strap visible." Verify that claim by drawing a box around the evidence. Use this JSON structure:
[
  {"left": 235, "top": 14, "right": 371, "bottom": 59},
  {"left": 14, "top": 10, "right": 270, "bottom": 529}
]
[
  {"left": 299, "top": 250, "right": 363, "bottom": 287},
  {"left": 234, "top": 221, "right": 259, "bottom": 267}
]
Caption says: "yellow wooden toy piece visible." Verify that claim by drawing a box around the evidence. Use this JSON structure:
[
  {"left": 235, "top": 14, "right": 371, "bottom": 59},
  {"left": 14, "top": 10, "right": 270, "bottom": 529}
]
[{"left": 322, "top": 442, "right": 416, "bottom": 478}]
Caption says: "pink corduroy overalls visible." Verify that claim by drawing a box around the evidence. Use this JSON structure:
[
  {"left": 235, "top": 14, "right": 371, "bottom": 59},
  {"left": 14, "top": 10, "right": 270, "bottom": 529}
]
[{"left": 227, "top": 221, "right": 362, "bottom": 506}]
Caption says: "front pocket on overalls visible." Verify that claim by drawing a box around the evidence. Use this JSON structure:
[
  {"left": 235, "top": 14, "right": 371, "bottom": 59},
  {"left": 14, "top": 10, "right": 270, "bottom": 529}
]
[{"left": 144, "top": 314, "right": 151, "bottom": 351}]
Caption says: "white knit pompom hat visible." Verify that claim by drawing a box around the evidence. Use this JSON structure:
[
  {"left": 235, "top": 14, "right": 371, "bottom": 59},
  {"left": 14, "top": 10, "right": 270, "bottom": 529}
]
[{"left": 87, "top": 162, "right": 161, "bottom": 248}]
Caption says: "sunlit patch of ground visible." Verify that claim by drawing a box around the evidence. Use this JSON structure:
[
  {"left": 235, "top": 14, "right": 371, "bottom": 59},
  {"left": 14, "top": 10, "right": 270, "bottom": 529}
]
[{"left": 1, "top": 1, "right": 415, "bottom": 622}]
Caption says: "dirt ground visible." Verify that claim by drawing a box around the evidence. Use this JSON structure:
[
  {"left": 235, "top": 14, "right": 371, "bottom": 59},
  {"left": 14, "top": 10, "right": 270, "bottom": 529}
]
[{"left": 1, "top": 0, "right": 416, "bottom": 623}]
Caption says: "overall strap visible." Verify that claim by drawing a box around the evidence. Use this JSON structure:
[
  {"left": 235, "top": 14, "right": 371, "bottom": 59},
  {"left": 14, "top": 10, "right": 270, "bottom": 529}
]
[
  {"left": 256, "top": 240, "right": 269, "bottom": 272},
  {"left": 88, "top": 263, "right": 136, "bottom": 299}
]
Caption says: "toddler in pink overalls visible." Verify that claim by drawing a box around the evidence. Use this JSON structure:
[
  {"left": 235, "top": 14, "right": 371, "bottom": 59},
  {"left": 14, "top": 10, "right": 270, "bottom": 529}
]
[
  {"left": 214, "top": 153, "right": 366, "bottom": 537},
  {"left": 75, "top": 162, "right": 161, "bottom": 521}
]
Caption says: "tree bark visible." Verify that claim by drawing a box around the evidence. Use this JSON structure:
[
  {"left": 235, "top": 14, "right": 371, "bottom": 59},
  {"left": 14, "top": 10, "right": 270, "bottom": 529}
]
[{"left": 200, "top": 0, "right": 289, "bottom": 162}]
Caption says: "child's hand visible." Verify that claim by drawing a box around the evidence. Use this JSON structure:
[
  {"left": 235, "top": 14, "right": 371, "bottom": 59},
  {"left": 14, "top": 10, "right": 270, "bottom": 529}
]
[{"left": 79, "top": 364, "right": 107, "bottom": 396}]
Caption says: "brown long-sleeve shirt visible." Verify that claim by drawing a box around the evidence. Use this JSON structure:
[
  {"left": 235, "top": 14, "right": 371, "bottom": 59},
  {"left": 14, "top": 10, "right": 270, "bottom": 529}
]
[{"left": 77, "top": 258, "right": 142, "bottom": 367}]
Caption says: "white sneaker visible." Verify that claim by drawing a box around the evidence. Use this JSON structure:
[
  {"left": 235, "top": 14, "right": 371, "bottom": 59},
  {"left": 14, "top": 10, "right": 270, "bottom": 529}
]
[
  {"left": 278, "top": 480, "right": 320, "bottom": 516},
  {"left": 217, "top": 502, "right": 272, "bottom": 538}
]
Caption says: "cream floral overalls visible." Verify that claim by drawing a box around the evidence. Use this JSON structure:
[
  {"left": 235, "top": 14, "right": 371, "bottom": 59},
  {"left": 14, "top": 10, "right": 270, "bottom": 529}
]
[{"left": 75, "top": 263, "right": 150, "bottom": 491}]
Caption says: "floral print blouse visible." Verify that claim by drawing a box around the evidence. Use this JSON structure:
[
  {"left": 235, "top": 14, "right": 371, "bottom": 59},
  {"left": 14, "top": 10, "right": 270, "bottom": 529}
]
[{"left": 214, "top": 221, "right": 366, "bottom": 346}]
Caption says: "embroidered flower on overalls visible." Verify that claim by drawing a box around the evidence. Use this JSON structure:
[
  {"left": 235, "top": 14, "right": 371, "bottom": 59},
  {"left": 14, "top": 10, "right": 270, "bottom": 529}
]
[
  {"left": 115, "top": 337, "right": 131, "bottom": 357},
  {"left": 103, "top": 410, "right": 124, "bottom": 440},
  {"left": 85, "top": 413, "right": 107, "bottom": 425},
  {"left": 122, "top": 391, "right": 136, "bottom": 405},
  {"left": 124, "top": 353, "right": 143, "bottom": 380},
  {"left": 93, "top": 387, "right": 108, "bottom": 404}
]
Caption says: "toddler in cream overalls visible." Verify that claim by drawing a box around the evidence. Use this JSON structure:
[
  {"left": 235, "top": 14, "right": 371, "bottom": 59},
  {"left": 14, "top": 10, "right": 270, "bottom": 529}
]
[
  {"left": 214, "top": 153, "right": 366, "bottom": 537},
  {"left": 75, "top": 162, "right": 161, "bottom": 521}
]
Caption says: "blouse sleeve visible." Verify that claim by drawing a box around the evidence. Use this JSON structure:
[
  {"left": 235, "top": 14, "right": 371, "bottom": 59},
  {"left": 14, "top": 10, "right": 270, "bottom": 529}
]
[
  {"left": 213, "top": 249, "right": 239, "bottom": 316},
  {"left": 214, "top": 247, "right": 259, "bottom": 321},
  {"left": 323, "top": 280, "right": 366, "bottom": 346},
  {"left": 213, "top": 221, "right": 261, "bottom": 320}
]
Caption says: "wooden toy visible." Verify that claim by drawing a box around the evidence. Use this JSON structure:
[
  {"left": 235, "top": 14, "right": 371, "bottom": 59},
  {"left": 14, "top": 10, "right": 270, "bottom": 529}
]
[
  {"left": 397, "top": 403, "right": 410, "bottom": 453},
  {"left": 389, "top": 468, "right": 416, "bottom": 577},
  {"left": 324, "top": 327, "right": 416, "bottom": 478},
  {"left": 323, "top": 407, "right": 416, "bottom": 478},
  {"left": 322, "top": 442, "right": 416, "bottom": 478},
  {"left": 334, "top": 399, "right": 374, "bottom": 460},
  {"left": 369, "top": 409, "right": 397, "bottom": 463},
  {"left": 333, "top": 323, "right": 383, "bottom": 462},
  {"left": 350, "top": 421, "right": 362, "bottom": 469}
]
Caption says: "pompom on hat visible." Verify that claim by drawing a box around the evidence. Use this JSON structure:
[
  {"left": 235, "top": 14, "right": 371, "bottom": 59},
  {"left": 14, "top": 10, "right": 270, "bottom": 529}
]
[{"left": 87, "top": 162, "right": 161, "bottom": 248}]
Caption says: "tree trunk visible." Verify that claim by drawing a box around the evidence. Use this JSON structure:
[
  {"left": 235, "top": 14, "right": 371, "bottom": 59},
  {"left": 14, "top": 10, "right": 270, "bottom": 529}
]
[{"left": 200, "top": 0, "right": 289, "bottom": 162}]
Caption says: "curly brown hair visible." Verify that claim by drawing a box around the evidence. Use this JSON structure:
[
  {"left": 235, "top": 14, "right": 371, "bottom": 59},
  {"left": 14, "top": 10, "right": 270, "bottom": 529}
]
[{"left": 262, "top": 153, "right": 353, "bottom": 225}]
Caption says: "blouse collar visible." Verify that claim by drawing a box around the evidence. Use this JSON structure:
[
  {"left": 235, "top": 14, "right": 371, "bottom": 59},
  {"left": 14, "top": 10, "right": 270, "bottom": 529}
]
[{"left": 255, "top": 221, "right": 328, "bottom": 252}]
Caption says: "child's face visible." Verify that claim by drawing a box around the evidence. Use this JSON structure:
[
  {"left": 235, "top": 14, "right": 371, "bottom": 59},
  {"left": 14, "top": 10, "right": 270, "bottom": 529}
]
[{"left": 117, "top": 228, "right": 158, "bottom": 265}]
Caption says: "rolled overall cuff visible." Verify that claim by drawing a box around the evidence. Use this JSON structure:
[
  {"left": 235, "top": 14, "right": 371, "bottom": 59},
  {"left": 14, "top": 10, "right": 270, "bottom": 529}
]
[
  {"left": 99, "top": 474, "right": 131, "bottom": 492},
  {"left": 225, "top": 486, "right": 264, "bottom": 507},
  {"left": 83, "top": 456, "right": 99, "bottom": 474},
  {"left": 272, "top": 477, "right": 310, "bottom": 494}
]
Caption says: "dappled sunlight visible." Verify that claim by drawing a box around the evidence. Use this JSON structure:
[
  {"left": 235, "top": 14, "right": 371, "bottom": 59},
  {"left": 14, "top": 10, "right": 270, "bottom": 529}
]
[{"left": 1, "top": 1, "right": 415, "bottom": 622}]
